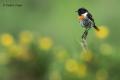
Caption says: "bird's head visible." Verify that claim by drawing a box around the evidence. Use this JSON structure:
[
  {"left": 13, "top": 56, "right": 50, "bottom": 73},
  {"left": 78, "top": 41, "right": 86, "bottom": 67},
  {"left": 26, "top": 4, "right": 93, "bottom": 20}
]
[
  {"left": 76, "top": 8, "right": 88, "bottom": 20},
  {"left": 76, "top": 8, "right": 88, "bottom": 16}
]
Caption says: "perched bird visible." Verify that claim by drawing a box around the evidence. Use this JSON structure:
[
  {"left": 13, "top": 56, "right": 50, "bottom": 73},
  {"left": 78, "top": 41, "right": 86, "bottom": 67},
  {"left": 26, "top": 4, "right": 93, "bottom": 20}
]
[{"left": 76, "top": 8, "right": 99, "bottom": 39}]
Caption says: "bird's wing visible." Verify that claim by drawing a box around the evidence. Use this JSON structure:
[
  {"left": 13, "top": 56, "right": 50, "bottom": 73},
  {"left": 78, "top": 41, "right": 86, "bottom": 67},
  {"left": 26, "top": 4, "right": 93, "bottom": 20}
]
[
  {"left": 87, "top": 12, "right": 99, "bottom": 31},
  {"left": 87, "top": 12, "right": 94, "bottom": 22}
]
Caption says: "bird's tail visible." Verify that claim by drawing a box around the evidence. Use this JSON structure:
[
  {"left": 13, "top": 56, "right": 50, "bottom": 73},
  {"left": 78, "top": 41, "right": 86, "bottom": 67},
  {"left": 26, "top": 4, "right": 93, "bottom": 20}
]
[{"left": 93, "top": 25, "right": 100, "bottom": 31}]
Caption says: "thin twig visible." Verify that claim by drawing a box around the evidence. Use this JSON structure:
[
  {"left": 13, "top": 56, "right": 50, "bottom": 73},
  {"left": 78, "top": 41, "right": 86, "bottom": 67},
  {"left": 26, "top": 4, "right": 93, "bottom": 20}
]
[
  {"left": 80, "top": 29, "right": 89, "bottom": 53},
  {"left": 80, "top": 38, "right": 88, "bottom": 52}
]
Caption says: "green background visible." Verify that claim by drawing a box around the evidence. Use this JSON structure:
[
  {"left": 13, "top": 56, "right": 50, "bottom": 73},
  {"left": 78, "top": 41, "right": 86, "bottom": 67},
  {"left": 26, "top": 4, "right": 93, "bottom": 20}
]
[{"left": 0, "top": 0, "right": 120, "bottom": 80}]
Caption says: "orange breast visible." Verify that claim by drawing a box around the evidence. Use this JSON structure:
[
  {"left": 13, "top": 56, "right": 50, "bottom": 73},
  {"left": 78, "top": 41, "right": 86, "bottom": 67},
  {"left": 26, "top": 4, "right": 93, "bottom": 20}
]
[{"left": 78, "top": 16, "right": 84, "bottom": 20}]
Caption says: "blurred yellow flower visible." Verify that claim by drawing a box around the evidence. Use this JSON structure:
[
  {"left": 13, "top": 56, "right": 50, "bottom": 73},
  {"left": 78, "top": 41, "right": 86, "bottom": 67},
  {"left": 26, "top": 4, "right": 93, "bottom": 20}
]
[
  {"left": 100, "top": 43, "right": 113, "bottom": 56},
  {"left": 56, "top": 49, "right": 68, "bottom": 62},
  {"left": 65, "top": 59, "right": 79, "bottom": 74},
  {"left": 95, "top": 26, "right": 109, "bottom": 39},
  {"left": 80, "top": 51, "right": 93, "bottom": 62},
  {"left": 8, "top": 45, "right": 19, "bottom": 55},
  {"left": 77, "top": 64, "right": 87, "bottom": 77},
  {"left": 1, "top": 34, "right": 14, "bottom": 47},
  {"left": 39, "top": 37, "right": 53, "bottom": 51},
  {"left": 96, "top": 69, "right": 108, "bottom": 80},
  {"left": 16, "top": 50, "right": 31, "bottom": 61},
  {"left": 0, "top": 53, "right": 9, "bottom": 64},
  {"left": 49, "top": 71, "right": 61, "bottom": 80},
  {"left": 8, "top": 45, "right": 31, "bottom": 61},
  {"left": 19, "top": 31, "right": 33, "bottom": 45}
]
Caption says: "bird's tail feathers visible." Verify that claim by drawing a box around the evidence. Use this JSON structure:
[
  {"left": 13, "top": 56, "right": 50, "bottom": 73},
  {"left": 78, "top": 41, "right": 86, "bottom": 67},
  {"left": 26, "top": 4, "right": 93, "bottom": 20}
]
[{"left": 93, "top": 25, "right": 100, "bottom": 31}]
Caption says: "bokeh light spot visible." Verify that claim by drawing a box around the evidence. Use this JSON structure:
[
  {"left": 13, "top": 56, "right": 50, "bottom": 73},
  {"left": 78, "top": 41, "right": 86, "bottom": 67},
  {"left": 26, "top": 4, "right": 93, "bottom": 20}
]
[
  {"left": 78, "top": 64, "right": 87, "bottom": 78},
  {"left": 80, "top": 51, "right": 93, "bottom": 62},
  {"left": 95, "top": 26, "right": 109, "bottom": 39},
  {"left": 39, "top": 37, "right": 53, "bottom": 51},
  {"left": 96, "top": 69, "right": 108, "bottom": 80},
  {"left": 65, "top": 59, "right": 79, "bottom": 74},
  {"left": 1, "top": 34, "right": 14, "bottom": 47},
  {"left": 49, "top": 71, "right": 61, "bottom": 80},
  {"left": 19, "top": 31, "right": 33, "bottom": 45},
  {"left": 100, "top": 43, "right": 113, "bottom": 56}
]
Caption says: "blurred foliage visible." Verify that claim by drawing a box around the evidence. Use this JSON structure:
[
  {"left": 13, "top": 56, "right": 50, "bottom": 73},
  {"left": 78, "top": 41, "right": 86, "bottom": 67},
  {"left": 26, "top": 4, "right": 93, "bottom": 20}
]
[{"left": 0, "top": 0, "right": 120, "bottom": 80}]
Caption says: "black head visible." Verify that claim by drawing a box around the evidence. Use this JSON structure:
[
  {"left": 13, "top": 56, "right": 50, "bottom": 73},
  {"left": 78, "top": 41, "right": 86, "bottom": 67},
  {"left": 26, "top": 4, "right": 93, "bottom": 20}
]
[{"left": 76, "top": 8, "right": 88, "bottom": 16}]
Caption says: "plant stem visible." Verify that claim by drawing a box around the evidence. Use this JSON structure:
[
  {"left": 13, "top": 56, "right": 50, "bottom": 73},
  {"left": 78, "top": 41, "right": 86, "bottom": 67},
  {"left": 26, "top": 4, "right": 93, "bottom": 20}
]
[{"left": 81, "top": 38, "right": 88, "bottom": 52}]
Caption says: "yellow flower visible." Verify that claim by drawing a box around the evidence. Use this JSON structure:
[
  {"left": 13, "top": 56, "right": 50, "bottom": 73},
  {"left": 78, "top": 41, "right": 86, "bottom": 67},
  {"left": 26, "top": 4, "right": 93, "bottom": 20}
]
[
  {"left": 55, "top": 49, "right": 68, "bottom": 62},
  {"left": 95, "top": 26, "right": 109, "bottom": 39},
  {"left": 39, "top": 37, "right": 53, "bottom": 51},
  {"left": 96, "top": 69, "right": 108, "bottom": 80},
  {"left": 65, "top": 59, "right": 79, "bottom": 73},
  {"left": 65, "top": 59, "right": 87, "bottom": 77},
  {"left": 100, "top": 43, "right": 113, "bottom": 56},
  {"left": 16, "top": 48, "right": 31, "bottom": 61},
  {"left": 8, "top": 45, "right": 31, "bottom": 61},
  {"left": 19, "top": 31, "right": 33, "bottom": 45},
  {"left": 1, "top": 34, "right": 14, "bottom": 47},
  {"left": 49, "top": 71, "right": 61, "bottom": 80},
  {"left": 77, "top": 64, "right": 87, "bottom": 77},
  {"left": 80, "top": 51, "right": 93, "bottom": 62}
]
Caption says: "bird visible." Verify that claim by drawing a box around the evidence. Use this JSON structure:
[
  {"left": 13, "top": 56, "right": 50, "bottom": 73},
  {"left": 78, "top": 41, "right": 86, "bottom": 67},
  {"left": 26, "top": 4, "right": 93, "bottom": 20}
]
[{"left": 76, "top": 8, "right": 99, "bottom": 40}]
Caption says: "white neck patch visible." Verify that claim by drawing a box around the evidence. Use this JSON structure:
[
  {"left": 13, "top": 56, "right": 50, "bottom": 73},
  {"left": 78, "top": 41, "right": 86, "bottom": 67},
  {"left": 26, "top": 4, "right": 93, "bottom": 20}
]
[{"left": 82, "top": 12, "right": 88, "bottom": 17}]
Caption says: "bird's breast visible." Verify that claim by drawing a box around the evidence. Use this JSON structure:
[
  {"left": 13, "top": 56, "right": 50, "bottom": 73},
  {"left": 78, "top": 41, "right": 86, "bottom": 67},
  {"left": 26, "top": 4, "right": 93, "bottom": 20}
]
[
  {"left": 80, "top": 18, "right": 92, "bottom": 28},
  {"left": 78, "top": 15, "right": 85, "bottom": 20}
]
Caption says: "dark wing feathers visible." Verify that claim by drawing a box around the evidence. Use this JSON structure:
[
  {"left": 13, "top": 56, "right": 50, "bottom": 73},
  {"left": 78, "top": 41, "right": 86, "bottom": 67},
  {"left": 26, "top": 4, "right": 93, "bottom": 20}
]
[
  {"left": 87, "top": 12, "right": 99, "bottom": 31},
  {"left": 87, "top": 12, "right": 94, "bottom": 22}
]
